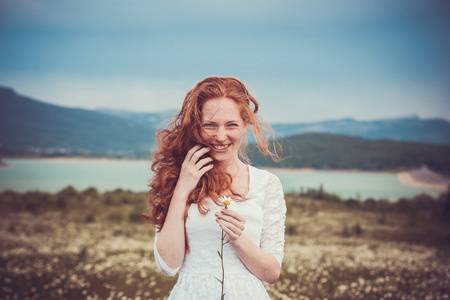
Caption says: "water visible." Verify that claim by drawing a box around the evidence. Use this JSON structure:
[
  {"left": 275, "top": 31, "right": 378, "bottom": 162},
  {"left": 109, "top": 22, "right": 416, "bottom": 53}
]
[
  {"left": 0, "top": 159, "right": 152, "bottom": 194},
  {"left": 0, "top": 159, "right": 441, "bottom": 200},
  {"left": 271, "top": 170, "right": 440, "bottom": 199}
]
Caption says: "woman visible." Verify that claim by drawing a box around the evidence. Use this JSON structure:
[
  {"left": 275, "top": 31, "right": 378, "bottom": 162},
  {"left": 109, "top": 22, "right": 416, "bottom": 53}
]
[{"left": 145, "top": 76, "right": 286, "bottom": 299}]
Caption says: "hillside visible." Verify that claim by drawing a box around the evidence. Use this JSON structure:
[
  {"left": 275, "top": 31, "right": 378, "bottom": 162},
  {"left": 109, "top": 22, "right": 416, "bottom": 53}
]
[
  {"left": 97, "top": 108, "right": 450, "bottom": 146},
  {"left": 0, "top": 87, "right": 155, "bottom": 157},
  {"left": 1, "top": 86, "right": 450, "bottom": 175},
  {"left": 272, "top": 116, "right": 450, "bottom": 146},
  {"left": 95, "top": 108, "right": 177, "bottom": 129},
  {"left": 248, "top": 133, "right": 450, "bottom": 175}
]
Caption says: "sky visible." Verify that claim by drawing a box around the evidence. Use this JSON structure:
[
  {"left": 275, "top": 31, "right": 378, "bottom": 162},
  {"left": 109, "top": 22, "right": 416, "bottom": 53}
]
[{"left": 0, "top": 0, "right": 449, "bottom": 123}]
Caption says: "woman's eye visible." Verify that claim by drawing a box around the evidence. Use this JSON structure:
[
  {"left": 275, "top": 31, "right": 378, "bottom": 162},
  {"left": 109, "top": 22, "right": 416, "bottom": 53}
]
[
  {"left": 203, "top": 124, "right": 216, "bottom": 130},
  {"left": 227, "top": 123, "right": 238, "bottom": 128}
]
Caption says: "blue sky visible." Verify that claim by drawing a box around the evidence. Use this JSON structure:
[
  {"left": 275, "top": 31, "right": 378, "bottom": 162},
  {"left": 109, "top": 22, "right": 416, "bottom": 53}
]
[{"left": 0, "top": 0, "right": 449, "bottom": 123}]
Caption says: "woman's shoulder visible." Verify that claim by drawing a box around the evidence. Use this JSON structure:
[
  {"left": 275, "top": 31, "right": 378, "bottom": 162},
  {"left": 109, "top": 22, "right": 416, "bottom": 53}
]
[
  {"left": 248, "top": 166, "right": 285, "bottom": 210},
  {"left": 249, "top": 165, "right": 281, "bottom": 185}
]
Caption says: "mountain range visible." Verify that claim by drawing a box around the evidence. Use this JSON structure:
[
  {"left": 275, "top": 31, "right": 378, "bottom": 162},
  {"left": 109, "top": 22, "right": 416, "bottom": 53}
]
[
  {"left": 96, "top": 108, "right": 450, "bottom": 146},
  {"left": 0, "top": 87, "right": 154, "bottom": 157},
  {"left": 272, "top": 116, "right": 450, "bottom": 145},
  {"left": 247, "top": 133, "right": 450, "bottom": 176},
  {"left": 1, "top": 86, "right": 450, "bottom": 173}
]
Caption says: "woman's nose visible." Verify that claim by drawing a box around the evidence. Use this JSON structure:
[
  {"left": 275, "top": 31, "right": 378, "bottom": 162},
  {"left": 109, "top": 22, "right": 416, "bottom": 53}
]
[{"left": 215, "top": 127, "right": 227, "bottom": 141}]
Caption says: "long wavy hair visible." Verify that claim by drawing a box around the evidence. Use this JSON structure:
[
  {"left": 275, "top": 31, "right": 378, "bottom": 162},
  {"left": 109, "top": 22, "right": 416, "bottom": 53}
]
[{"left": 143, "top": 76, "right": 281, "bottom": 231}]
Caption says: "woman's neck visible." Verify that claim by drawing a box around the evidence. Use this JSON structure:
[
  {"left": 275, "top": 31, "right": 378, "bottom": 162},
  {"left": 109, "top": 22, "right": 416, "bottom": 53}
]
[
  {"left": 218, "top": 158, "right": 246, "bottom": 177},
  {"left": 218, "top": 159, "right": 249, "bottom": 197}
]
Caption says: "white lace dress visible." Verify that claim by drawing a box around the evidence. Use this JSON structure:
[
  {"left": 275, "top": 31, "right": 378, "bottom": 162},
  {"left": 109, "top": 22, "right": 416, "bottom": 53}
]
[{"left": 154, "top": 166, "right": 287, "bottom": 300}]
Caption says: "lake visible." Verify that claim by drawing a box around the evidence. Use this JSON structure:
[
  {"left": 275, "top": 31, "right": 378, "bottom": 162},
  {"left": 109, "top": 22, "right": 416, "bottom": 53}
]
[{"left": 0, "top": 159, "right": 442, "bottom": 200}]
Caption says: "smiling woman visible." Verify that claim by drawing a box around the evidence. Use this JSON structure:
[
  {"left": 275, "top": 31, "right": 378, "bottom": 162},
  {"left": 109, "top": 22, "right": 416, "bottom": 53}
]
[
  {"left": 145, "top": 77, "right": 282, "bottom": 219},
  {"left": 143, "top": 76, "right": 286, "bottom": 299},
  {"left": 200, "top": 97, "right": 248, "bottom": 166}
]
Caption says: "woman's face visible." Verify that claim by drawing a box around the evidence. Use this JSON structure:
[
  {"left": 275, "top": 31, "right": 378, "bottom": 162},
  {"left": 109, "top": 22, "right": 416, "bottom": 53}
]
[{"left": 200, "top": 97, "right": 248, "bottom": 165}]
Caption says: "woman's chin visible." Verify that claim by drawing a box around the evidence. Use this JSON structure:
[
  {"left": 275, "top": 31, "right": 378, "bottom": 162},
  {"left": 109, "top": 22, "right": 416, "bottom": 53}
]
[{"left": 211, "top": 151, "right": 232, "bottom": 163}]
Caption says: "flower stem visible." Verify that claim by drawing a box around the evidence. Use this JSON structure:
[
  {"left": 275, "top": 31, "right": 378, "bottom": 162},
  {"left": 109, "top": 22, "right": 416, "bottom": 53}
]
[
  {"left": 220, "top": 229, "right": 225, "bottom": 299},
  {"left": 220, "top": 202, "right": 228, "bottom": 299},
  {"left": 217, "top": 200, "right": 229, "bottom": 299}
]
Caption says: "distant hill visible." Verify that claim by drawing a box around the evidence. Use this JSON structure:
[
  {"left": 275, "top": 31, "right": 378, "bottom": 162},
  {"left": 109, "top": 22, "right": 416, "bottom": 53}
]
[
  {"left": 0, "top": 87, "right": 155, "bottom": 157},
  {"left": 1, "top": 86, "right": 450, "bottom": 175},
  {"left": 95, "top": 108, "right": 177, "bottom": 129},
  {"left": 98, "top": 108, "right": 450, "bottom": 146},
  {"left": 248, "top": 133, "right": 450, "bottom": 175},
  {"left": 272, "top": 116, "right": 450, "bottom": 146}
]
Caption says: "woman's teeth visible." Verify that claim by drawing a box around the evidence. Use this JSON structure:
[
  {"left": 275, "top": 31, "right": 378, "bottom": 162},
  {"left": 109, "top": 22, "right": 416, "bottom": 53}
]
[{"left": 212, "top": 144, "right": 229, "bottom": 150}]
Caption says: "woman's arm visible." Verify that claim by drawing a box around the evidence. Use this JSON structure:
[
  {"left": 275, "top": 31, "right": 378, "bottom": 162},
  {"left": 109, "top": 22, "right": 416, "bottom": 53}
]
[
  {"left": 231, "top": 234, "right": 281, "bottom": 284},
  {"left": 155, "top": 186, "right": 190, "bottom": 270},
  {"left": 216, "top": 209, "right": 281, "bottom": 284},
  {"left": 155, "top": 145, "right": 213, "bottom": 270},
  {"left": 215, "top": 173, "right": 286, "bottom": 284}
]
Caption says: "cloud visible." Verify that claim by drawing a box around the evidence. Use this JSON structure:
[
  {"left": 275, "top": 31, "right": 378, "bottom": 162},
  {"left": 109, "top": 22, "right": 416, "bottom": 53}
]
[
  {"left": 0, "top": 0, "right": 449, "bottom": 122},
  {"left": 1, "top": 0, "right": 438, "bottom": 31},
  {"left": 258, "top": 78, "right": 450, "bottom": 122}
]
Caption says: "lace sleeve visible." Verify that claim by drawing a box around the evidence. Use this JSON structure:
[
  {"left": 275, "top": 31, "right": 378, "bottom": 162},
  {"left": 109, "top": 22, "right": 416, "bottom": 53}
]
[
  {"left": 260, "top": 172, "right": 287, "bottom": 267},
  {"left": 154, "top": 231, "right": 181, "bottom": 277}
]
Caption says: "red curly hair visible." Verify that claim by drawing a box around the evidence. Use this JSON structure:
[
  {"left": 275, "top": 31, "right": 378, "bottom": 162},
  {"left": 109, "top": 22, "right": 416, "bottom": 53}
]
[{"left": 143, "top": 76, "right": 281, "bottom": 230}]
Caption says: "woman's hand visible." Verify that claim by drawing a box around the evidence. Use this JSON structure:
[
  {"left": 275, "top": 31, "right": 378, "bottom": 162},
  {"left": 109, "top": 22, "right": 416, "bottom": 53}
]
[
  {"left": 215, "top": 208, "right": 280, "bottom": 284},
  {"left": 215, "top": 208, "right": 246, "bottom": 242},
  {"left": 155, "top": 145, "right": 213, "bottom": 270},
  {"left": 175, "top": 145, "right": 214, "bottom": 198}
]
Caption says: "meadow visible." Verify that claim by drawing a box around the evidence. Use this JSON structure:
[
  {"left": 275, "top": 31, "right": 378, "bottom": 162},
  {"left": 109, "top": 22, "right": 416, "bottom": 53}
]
[{"left": 0, "top": 187, "right": 449, "bottom": 300}]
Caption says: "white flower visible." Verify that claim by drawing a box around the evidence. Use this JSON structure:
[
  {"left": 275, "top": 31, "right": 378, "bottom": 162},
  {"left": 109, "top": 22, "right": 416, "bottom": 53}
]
[{"left": 218, "top": 196, "right": 232, "bottom": 208}]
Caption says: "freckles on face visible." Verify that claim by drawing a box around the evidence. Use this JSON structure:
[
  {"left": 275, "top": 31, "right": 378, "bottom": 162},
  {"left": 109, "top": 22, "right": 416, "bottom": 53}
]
[{"left": 200, "top": 97, "right": 247, "bottom": 160}]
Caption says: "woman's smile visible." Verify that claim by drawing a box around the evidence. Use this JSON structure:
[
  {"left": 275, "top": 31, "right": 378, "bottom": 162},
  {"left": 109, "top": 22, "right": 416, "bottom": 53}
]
[
  {"left": 211, "top": 143, "right": 231, "bottom": 151},
  {"left": 200, "top": 97, "right": 248, "bottom": 164}
]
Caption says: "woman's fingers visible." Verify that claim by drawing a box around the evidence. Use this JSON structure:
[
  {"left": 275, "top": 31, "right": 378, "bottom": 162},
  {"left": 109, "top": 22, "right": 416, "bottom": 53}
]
[
  {"left": 176, "top": 145, "right": 213, "bottom": 195},
  {"left": 196, "top": 157, "right": 213, "bottom": 168},
  {"left": 216, "top": 210, "right": 246, "bottom": 241},
  {"left": 219, "top": 209, "right": 246, "bottom": 225},
  {"left": 220, "top": 223, "right": 241, "bottom": 241},
  {"left": 181, "top": 146, "right": 212, "bottom": 173},
  {"left": 186, "top": 144, "right": 202, "bottom": 161},
  {"left": 189, "top": 146, "right": 210, "bottom": 164},
  {"left": 216, "top": 213, "right": 245, "bottom": 230},
  {"left": 198, "top": 163, "right": 214, "bottom": 176}
]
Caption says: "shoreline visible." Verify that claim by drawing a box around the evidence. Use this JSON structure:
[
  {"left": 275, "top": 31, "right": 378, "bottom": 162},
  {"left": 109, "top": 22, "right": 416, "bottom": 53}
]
[
  {"left": 264, "top": 167, "right": 397, "bottom": 174},
  {"left": 3, "top": 157, "right": 149, "bottom": 163},
  {"left": 3, "top": 157, "right": 449, "bottom": 191},
  {"left": 396, "top": 169, "right": 450, "bottom": 191},
  {"left": 263, "top": 167, "right": 449, "bottom": 192}
]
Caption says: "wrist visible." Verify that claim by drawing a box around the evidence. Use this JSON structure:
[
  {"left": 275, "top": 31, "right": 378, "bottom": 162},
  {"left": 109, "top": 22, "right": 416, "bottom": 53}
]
[
  {"left": 229, "top": 233, "right": 246, "bottom": 248},
  {"left": 172, "top": 186, "right": 191, "bottom": 204}
]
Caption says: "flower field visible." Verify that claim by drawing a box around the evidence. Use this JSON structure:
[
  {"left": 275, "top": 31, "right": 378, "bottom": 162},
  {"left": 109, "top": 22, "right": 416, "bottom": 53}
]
[{"left": 0, "top": 187, "right": 449, "bottom": 299}]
